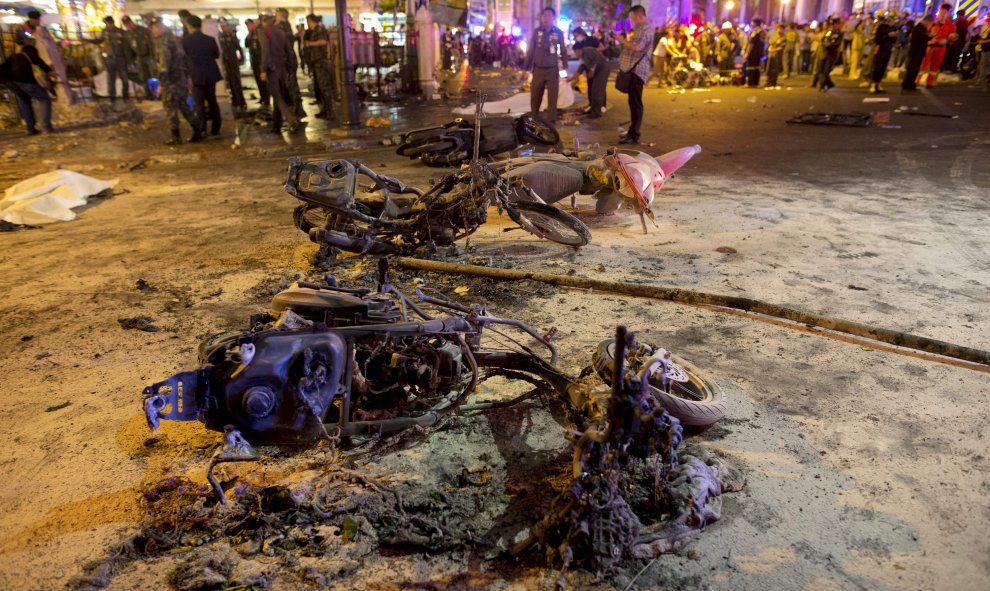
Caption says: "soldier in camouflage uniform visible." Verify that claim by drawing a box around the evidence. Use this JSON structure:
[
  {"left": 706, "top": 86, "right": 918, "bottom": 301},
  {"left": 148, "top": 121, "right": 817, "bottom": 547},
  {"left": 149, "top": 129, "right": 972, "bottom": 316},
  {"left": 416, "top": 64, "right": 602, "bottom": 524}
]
[
  {"left": 150, "top": 19, "right": 201, "bottom": 145},
  {"left": 122, "top": 16, "right": 154, "bottom": 99},
  {"left": 275, "top": 8, "right": 305, "bottom": 118},
  {"left": 218, "top": 18, "right": 246, "bottom": 116},
  {"left": 98, "top": 16, "right": 133, "bottom": 102},
  {"left": 303, "top": 14, "right": 335, "bottom": 119},
  {"left": 245, "top": 19, "right": 270, "bottom": 109}
]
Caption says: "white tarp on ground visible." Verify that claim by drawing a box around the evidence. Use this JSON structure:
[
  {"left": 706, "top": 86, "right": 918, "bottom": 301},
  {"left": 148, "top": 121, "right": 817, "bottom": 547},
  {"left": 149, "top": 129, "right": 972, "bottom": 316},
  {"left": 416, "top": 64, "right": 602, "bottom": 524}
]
[
  {"left": 454, "top": 82, "right": 576, "bottom": 115},
  {"left": 1, "top": 170, "right": 118, "bottom": 225}
]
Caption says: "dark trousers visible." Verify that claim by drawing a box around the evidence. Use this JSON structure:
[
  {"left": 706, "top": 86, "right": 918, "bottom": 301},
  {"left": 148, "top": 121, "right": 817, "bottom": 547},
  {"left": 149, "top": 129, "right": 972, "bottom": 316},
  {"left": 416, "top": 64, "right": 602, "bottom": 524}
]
[
  {"left": 223, "top": 64, "right": 246, "bottom": 109},
  {"left": 268, "top": 73, "right": 298, "bottom": 130},
  {"left": 745, "top": 57, "right": 761, "bottom": 86},
  {"left": 192, "top": 82, "right": 221, "bottom": 134},
  {"left": 626, "top": 74, "right": 644, "bottom": 141},
  {"left": 902, "top": 50, "right": 925, "bottom": 90},
  {"left": 588, "top": 64, "right": 610, "bottom": 117},
  {"left": 766, "top": 52, "right": 783, "bottom": 86},
  {"left": 871, "top": 48, "right": 892, "bottom": 84},
  {"left": 820, "top": 52, "right": 838, "bottom": 89},
  {"left": 10, "top": 82, "right": 52, "bottom": 132},
  {"left": 252, "top": 67, "right": 270, "bottom": 107},
  {"left": 106, "top": 57, "right": 129, "bottom": 100},
  {"left": 530, "top": 66, "right": 559, "bottom": 122}
]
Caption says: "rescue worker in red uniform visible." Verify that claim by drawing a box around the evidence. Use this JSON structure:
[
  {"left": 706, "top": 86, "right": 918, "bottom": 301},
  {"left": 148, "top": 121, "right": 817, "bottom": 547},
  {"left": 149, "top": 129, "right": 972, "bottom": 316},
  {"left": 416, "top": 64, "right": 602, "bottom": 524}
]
[{"left": 918, "top": 3, "right": 958, "bottom": 88}]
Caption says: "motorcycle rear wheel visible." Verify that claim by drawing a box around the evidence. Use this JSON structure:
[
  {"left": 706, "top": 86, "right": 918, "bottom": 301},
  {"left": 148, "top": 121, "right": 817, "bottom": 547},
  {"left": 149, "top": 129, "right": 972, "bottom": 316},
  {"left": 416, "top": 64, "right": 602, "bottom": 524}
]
[
  {"left": 592, "top": 339, "right": 726, "bottom": 428},
  {"left": 516, "top": 114, "right": 560, "bottom": 146},
  {"left": 508, "top": 201, "right": 591, "bottom": 247}
]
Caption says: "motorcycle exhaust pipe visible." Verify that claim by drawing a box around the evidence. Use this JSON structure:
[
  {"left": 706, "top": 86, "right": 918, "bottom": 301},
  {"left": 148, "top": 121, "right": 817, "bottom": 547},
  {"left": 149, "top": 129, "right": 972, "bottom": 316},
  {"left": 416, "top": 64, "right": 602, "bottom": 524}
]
[{"left": 336, "top": 412, "right": 440, "bottom": 437}]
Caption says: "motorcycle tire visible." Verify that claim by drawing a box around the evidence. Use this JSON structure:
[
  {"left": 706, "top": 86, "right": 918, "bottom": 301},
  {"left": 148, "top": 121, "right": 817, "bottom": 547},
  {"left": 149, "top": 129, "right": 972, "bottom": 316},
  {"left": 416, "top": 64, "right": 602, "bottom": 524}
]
[
  {"left": 507, "top": 201, "right": 591, "bottom": 247},
  {"left": 516, "top": 114, "right": 560, "bottom": 146},
  {"left": 293, "top": 204, "right": 331, "bottom": 234},
  {"left": 591, "top": 339, "right": 726, "bottom": 428},
  {"left": 400, "top": 138, "right": 460, "bottom": 159}
]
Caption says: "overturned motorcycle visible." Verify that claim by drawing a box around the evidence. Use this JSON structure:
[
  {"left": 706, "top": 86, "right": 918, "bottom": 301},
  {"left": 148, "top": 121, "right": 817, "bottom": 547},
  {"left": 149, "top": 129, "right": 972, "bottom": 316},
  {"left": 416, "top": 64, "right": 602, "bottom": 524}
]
[
  {"left": 396, "top": 112, "right": 560, "bottom": 167},
  {"left": 285, "top": 154, "right": 592, "bottom": 253}
]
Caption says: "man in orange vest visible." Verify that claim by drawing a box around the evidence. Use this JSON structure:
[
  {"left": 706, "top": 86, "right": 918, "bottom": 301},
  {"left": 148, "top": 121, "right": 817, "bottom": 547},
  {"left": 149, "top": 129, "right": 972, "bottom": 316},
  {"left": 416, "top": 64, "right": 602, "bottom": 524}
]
[{"left": 918, "top": 3, "right": 958, "bottom": 88}]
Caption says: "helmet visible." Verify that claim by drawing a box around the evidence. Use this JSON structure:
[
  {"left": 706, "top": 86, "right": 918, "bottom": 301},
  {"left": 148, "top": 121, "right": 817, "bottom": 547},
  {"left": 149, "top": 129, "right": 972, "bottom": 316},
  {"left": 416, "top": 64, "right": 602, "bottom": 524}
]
[{"left": 604, "top": 145, "right": 701, "bottom": 210}]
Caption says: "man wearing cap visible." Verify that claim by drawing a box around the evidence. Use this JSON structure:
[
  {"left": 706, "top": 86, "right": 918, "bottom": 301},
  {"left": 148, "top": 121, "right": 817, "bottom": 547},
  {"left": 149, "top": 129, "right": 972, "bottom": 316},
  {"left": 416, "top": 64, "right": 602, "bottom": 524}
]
[
  {"left": 122, "top": 16, "right": 154, "bottom": 99},
  {"left": 183, "top": 15, "right": 223, "bottom": 136},
  {"left": 523, "top": 7, "right": 567, "bottom": 124},
  {"left": 303, "top": 14, "right": 334, "bottom": 119},
  {"left": 275, "top": 8, "right": 305, "bottom": 117},
  {"left": 568, "top": 28, "right": 608, "bottom": 119},
  {"left": 99, "top": 16, "right": 134, "bottom": 102},
  {"left": 260, "top": 14, "right": 301, "bottom": 133},
  {"left": 218, "top": 19, "right": 247, "bottom": 116},
  {"left": 245, "top": 18, "right": 270, "bottom": 109},
  {"left": 150, "top": 18, "right": 201, "bottom": 144}
]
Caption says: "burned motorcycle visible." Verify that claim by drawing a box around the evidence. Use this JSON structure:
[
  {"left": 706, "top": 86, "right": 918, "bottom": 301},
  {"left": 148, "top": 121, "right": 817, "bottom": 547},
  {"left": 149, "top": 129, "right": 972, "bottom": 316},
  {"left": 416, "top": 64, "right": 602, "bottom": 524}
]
[
  {"left": 285, "top": 155, "right": 592, "bottom": 253},
  {"left": 141, "top": 261, "right": 725, "bottom": 449},
  {"left": 396, "top": 113, "right": 560, "bottom": 167}
]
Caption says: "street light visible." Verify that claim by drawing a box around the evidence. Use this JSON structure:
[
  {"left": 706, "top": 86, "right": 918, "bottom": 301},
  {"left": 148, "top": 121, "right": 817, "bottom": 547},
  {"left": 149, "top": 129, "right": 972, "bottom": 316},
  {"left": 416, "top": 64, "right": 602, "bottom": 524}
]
[
  {"left": 779, "top": 0, "right": 788, "bottom": 24},
  {"left": 725, "top": 0, "right": 735, "bottom": 21}
]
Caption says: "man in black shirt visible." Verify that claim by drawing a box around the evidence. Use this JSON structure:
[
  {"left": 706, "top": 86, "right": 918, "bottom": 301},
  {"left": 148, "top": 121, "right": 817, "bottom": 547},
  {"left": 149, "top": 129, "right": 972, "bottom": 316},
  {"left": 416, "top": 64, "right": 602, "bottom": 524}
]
[
  {"left": 182, "top": 15, "right": 224, "bottom": 136},
  {"left": 901, "top": 15, "right": 933, "bottom": 92},
  {"left": 0, "top": 38, "right": 55, "bottom": 134}
]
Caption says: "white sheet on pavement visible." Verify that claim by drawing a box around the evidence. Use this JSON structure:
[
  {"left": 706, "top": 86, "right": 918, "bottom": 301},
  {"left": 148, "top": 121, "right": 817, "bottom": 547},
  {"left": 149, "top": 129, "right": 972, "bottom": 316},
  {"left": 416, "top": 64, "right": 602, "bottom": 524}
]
[
  {"left": 454, "top": 82, "right": 576, "bottom": 115},
  {"left": 1, "top": 170, "right": 118, "bottom": 225}
]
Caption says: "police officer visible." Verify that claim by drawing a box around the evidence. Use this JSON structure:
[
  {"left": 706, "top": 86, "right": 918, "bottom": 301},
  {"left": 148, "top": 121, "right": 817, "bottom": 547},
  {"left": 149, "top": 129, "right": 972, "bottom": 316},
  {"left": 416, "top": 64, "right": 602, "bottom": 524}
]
[
  {"left": 150, "top": 18, "right": 200, "bottom": 144},
  {"left": 568, "top": 28, "right": 609, "bottom": 119},
  {"left": 260, "top": 14, "right": 301, "bottom": 133},
  {"left": 818, "top": 18, "right": 842, "bottom": 92},
  {"left": 98, "top": 16, "right": 133, "bottom": 102},
  {"left": 274, "top": 8, "right": 305, "bottom": 118},
  {"left": 523, "top": 7, "right": 567, "bottom": 123},
  {"left": 303, "top": 14, "right": 335, "bottom": 119},
  {"left": 869, "top": 12, "right": 898, "bottom": 94},
  {"left": 218, "top": 18, "right": 246, "bottom": 116},
  {"left": 245, "top": 18, "right": 270, "bottom": 109},
  {"left": 122, "top": 16, "right": 154, "bottom": 99}
]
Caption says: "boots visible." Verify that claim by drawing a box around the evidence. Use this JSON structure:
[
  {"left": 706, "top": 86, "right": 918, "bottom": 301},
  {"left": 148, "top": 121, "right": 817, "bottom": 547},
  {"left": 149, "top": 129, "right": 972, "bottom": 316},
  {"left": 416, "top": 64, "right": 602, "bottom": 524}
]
[{"left": 164, "top": 131, "right": 182, "bottom": 145}]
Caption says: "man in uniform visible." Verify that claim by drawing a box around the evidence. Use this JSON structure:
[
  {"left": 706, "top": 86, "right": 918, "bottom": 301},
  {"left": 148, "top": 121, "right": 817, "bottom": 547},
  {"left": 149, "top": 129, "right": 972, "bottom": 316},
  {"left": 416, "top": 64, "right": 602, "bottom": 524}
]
[
  {"left": 303, "top": 14, "right": 335, "bottom": 119},
  {"left": 618, "top": 5, "right": 651, "bottom": 145},
  {"left": 122, "top": 16, "right": 154, "bottom": 99},
  {"left": 183, "top": 15, "right": 223, "bottom": 136},
  {"left": 918, "top": 3, "right": 958, "bottom": 87},
  {"left": 818, "top": 18, "right": 842, "bottom": 91},
  {"left": 150, "top": 18, "right": 200, "bottom": 144},
  {"left": 218, "top": 18, "right": 246, "bottom": 116},
  {"left": 275, "top": 8, "right": 305, "bottom": 118},
  {"left": 245, "top": 18, "right": 270, "bottom": 109},
  {"left": 743, "top": 17, "right": 766, "bottom": 87},
  {"left": 99, "top": 16, "right": 133, "bottom": 102},
  {"left": 901, "top": 14, "right": 933, "bottom": 91},
  {"left": 868, "top": 12, "right": 898, "bottom": 94},
  {"left": 523, "top": 7, "right": 567, "bottom": 124},
  {"left": 260, "top": 14, "right": 301, "bottom": 133},
  {"left": 569, "top": 28, "right": 609, "bottom": 119}
]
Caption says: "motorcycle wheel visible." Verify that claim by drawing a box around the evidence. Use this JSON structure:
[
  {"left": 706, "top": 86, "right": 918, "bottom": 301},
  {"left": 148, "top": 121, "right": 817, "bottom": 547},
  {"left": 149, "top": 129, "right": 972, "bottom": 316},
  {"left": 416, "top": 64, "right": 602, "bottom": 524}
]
[
  {"left": 401, "top": 138, "right": 460, "bottom": 159},
  {"left": 508, "top": 201, "right": 591, "bottom": 247},
  {"left": 293, "top": 204, "right": 331, "bottom": 234},
  {"left": 592, "top": 339, "right": 726, "bottom": 428},
  {"left": 516, "top": 114, "right": 560, "bottom": 146}
]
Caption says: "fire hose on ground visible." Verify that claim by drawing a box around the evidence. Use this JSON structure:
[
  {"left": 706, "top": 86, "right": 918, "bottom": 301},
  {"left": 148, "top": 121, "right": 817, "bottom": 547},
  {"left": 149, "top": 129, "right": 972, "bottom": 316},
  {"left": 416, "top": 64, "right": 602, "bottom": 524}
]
[{"left": 392, "top": 257, "right": 990, "bottom": 373}]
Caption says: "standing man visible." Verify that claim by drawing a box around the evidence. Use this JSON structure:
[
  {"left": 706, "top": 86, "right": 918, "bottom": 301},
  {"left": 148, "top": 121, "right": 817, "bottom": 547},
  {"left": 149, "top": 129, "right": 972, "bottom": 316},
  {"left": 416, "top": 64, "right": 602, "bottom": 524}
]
[
  {"left": 218, "top": 18, "right": 247, "bottom": 117},
  {"left": 275, "top": 8, "right": 305, "bottom": 118},
  {"left": 946, "top": 9, "right": 972, "bottom": 72},
  {"left": 783, "top": 23, "right": 798, "bottom": 78},
  {"left": 260, "top": 14, "right": 301, "bottom": 133},
  {"left": 150, "top": 18, "right": 200, "bottom": 144},
  {"left": 245, "top": 18, "right": 270, "bottom": 110},
  {"left": 182, "top": 15, "right": 223, "bottom": 136},
  {"left": 523, "top": 7, "right": 566, "bottom": 124},
  {"left": 902, "top": 14, "right": 934, "bottom": 91},
  {"left": 0, "top": 37, "right": 55, "bottom": 134},
  {"left": 122, "top": 16, "right": 154, "bottom": 99},
  {"left": 765, "top": 24, "right": 785, "bottom": 88},
  {"left": 303, "top": 14, "right": 335, "bottom": 119},
  {"left": 617, "top": 5, "right": 651, "bottom": 145},
  {"left": 569, "top": 28, "right": 609, "bottom": 118},
  {"left": 974, "top": 11, "right": 990, "bottom": 86},
  {"left": 818, "top": 18, "right": 843, "bottom": 91},
  {"left": 743, "top": 18, "right": 766, "bottom": 88},
  {"left": 919, "top": 4, "right": 958, "bottom": 88},
  {"left": 868, "top": 12, "right": 898, "bottom": 94},
  {"left": 99, "top": 16, "right": 133, "bottom": 103}
]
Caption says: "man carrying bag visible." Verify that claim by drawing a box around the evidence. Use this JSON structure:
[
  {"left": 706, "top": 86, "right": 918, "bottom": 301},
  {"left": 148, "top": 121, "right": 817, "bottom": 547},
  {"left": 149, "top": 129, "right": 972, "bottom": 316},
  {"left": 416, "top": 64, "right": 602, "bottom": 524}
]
[{"left": 616, "top": 6, "right": 651, "bottom": 145}]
